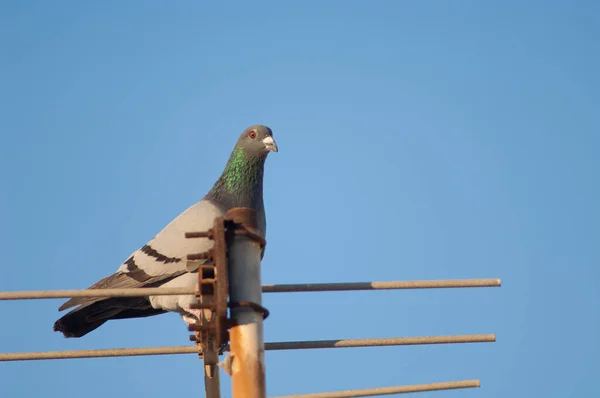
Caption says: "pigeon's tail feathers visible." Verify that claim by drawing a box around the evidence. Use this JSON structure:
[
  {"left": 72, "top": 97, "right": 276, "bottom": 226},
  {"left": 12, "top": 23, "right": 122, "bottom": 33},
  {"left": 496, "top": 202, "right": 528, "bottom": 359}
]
[
  {"left": 53, "top": 297, "right": 166, "bottom": 338},
  {"left": 58, "top": 273, "right": 146, "bottom": 311},
  {"left": 58, "top": 270, "right": 186, "bottom": 312}
]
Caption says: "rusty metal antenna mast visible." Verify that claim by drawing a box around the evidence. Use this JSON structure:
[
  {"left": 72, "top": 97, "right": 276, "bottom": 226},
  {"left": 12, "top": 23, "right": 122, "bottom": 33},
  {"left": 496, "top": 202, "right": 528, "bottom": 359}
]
[
  {"left": 186, "top": 207, "right": 268, "bottom": 398},
  {"left": 226, "top": 208, "right": 268, "bottom": 398}
]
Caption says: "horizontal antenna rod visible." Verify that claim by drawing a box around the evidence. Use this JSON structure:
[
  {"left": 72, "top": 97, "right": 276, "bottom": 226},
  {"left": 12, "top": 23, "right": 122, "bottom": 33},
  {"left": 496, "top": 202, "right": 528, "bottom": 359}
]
[
  {"left": 270, "top": 380, "right": 480, "bottom": 398},
  {"left": 0, "top": 279, "right": 501, "bottom": 300},
  {"left": 0, "top": 334, "right": 495, "bottom": 362}
]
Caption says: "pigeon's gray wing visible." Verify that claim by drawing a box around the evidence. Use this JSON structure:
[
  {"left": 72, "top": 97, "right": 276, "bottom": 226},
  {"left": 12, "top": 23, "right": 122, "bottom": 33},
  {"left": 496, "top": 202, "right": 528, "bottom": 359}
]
[{"left": 59, "top": 199, "right": 224, "bottom": 311}]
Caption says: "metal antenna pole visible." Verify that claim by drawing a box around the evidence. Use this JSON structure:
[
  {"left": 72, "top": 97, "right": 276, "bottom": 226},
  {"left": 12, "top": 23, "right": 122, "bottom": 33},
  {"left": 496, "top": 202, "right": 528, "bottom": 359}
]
[{"left": 226, "top": 208, "right": 267, "bottom": 398}]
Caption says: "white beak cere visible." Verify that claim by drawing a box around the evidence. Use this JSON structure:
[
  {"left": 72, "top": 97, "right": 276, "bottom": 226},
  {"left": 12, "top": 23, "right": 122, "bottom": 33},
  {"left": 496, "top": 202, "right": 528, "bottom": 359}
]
[{"left": 262, "top": 136, "right": 278, "bottom": 152}]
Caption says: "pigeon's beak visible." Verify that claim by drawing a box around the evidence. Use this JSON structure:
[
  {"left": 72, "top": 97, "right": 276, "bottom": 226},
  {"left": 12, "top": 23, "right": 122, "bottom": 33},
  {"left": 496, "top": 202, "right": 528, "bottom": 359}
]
[{"left": 262, "top": 136, "right": 278, "bottom": 152}]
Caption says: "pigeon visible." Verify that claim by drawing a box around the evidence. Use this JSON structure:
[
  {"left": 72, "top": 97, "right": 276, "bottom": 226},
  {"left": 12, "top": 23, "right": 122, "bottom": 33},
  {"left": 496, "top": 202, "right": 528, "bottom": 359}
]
[{"left": 53, "top": 125, "right": 278, "bottom": 338}]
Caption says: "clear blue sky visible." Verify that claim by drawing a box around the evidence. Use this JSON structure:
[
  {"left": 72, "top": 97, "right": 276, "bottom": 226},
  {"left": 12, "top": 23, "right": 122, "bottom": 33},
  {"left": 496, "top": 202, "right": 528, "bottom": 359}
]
[{"left": 1, "top": 1, "right": 598, "bottom": 397}]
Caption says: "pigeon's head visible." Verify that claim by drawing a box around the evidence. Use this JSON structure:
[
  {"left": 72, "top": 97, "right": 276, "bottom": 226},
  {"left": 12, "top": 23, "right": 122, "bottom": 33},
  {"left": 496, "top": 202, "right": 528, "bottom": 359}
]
[{"left": 235, "top": 125, "right": 278, "bottom": 156}]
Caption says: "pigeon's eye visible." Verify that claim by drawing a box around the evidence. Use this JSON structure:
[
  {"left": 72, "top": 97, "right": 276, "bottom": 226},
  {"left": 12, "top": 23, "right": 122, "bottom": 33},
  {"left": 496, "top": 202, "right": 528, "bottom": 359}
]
[{"left": 248, "top": 130, "right": 257, "bottom": 139}]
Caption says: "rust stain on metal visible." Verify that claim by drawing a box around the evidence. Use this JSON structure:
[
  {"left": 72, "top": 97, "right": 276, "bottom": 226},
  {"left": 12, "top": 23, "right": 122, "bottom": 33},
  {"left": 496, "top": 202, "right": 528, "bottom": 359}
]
[{"left": 230, "top": 326, "right": 266, "bottom": 398}]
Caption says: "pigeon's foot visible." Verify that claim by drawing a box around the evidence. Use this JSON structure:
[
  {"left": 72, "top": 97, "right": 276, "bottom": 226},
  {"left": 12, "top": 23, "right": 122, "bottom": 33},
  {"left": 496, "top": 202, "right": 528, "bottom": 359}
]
[
  {"left": 182, "top": 314, "right": 198, "bottom": 325},
  {"left": 182, "top": 308, "right": 204, "bottom": 325}
]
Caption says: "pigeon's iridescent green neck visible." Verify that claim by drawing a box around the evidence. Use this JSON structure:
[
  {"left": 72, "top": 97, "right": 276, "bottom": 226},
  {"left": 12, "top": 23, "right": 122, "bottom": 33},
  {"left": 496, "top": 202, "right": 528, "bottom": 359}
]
[
  {"left": 206, "top": 147, "right": 265, "bottom": 210},
  {"left": 223, "top": 148, "right": 251, "bottom": 191}
]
